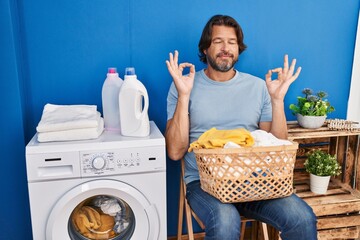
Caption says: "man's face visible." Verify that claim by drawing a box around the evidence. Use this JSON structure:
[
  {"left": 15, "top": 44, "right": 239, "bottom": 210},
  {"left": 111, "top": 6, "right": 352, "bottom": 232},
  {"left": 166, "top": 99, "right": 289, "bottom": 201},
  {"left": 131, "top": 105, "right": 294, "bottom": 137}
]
[{"left": 204, "top": 25, "right": 239, "bottom": 72}]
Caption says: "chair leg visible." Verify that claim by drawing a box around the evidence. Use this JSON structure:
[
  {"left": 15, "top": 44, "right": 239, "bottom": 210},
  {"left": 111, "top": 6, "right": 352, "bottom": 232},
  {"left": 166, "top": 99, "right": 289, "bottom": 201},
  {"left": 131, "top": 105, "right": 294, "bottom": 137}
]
[
  {"left": 177, "top": 176, "right": 185, "bottom": 240},
  {"left": 178, "top": 160, "right": 197, "bottom": 240},
  {"left": 240, "top": 221, "right": 247, "bottom": 240},
  {"left": 184, "top": 192, "right": 195, "bottom": 240},
  {"left": 240, "top": 220, "right": 247, "bottom": 240},
  {"left": 260, "top": 222, "right": 269, "bottom": 240},
  {"left": 252, "top": 221, "right": 258, "bottom": 240}
]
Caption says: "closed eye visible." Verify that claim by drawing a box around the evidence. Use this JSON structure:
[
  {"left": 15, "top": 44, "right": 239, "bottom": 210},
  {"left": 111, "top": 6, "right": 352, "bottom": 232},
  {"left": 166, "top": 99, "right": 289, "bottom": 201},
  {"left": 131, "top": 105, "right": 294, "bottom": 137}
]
[{"left": 213, "top": 39, "right": 223, "bottom": 44}]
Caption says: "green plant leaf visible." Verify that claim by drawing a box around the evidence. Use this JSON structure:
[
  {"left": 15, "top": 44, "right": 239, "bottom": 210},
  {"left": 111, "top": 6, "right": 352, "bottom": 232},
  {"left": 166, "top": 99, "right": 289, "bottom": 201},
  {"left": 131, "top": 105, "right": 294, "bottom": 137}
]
[
  {"left": 289, "top": 88, "right": 335, "bottom": 116},
  {"left": 304, "top": 149, "right": 341, "bottom": 176}
]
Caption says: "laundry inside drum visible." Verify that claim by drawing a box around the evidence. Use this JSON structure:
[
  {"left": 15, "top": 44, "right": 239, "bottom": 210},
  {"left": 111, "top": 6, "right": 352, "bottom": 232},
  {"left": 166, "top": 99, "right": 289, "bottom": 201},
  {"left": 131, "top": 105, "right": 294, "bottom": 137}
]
[{"left": 68, "top": 195, "right": 135, "bottom": 240}]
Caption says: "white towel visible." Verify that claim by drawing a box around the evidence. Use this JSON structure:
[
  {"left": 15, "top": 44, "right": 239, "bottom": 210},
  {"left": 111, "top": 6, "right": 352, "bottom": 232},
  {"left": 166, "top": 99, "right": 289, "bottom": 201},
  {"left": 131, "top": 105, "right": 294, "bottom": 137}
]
[
  {"left": 37, "top": 118, "right": 104, "bottom": 142},
  {"left": 36, "top": 104, "right": 100, "bottom": 132}
]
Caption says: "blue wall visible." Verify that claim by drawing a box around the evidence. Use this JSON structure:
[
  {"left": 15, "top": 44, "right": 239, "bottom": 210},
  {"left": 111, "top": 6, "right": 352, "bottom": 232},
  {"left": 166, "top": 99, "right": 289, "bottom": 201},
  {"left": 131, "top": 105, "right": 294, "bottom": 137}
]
[
  {"left": 1, "top": 0, "right": 359, "bottom": 238},
  {"left": 0, "top": 0, "right": 30, "bottom": 239}
]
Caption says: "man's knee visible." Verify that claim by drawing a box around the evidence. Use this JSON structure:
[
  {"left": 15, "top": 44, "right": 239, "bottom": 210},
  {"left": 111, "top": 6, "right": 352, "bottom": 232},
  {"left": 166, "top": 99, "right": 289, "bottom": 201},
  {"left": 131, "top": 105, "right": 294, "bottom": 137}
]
[
  {"left": 282, "top": 205, "right": 317, "bottom": 234},
  {"left": 207, "top": 204, "right": 241, "bottom": 235}
]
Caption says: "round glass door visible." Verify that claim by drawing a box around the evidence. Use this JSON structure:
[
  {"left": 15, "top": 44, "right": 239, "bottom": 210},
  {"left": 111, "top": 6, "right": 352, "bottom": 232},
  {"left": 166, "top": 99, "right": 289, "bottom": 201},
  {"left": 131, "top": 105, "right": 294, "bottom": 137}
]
[
  {"left": 68, "top": 195, "right": 135, "bottom": 240},
  {"left": 46, "top": 179, "right": 159, "bottom": 240}
]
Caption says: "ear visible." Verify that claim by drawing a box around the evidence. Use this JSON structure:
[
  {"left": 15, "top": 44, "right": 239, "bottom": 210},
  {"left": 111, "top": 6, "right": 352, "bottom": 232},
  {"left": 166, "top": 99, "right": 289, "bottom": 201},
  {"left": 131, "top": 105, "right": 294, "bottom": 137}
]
[{"left": 203, "top": 49, "right": 207, "bottom": 55}]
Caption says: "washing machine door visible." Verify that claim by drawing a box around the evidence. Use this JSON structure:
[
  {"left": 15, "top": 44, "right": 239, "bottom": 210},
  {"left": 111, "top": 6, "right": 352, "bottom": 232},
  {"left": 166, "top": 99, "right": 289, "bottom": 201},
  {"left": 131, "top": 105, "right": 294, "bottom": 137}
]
[{"left": 46, "top": 179, "right": 159, "bottom": 240}]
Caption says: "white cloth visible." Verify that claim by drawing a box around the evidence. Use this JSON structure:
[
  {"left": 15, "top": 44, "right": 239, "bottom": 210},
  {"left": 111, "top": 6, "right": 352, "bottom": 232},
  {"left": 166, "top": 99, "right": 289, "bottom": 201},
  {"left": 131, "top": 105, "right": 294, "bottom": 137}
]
[
  {"left": 251, "top": 130, "right": 292, "bottom": 146},
  {"left": 99, "top": 198, "right": 122, "bottom": 217},
  {"left": 218, "top": 132, "right": 292, "bottom": 178},
  {"left": 36, "top": 104, "right": 100, "bottom": 132},
  {"left": 37, "top": 118, "right": 104, "bottom": 142}
]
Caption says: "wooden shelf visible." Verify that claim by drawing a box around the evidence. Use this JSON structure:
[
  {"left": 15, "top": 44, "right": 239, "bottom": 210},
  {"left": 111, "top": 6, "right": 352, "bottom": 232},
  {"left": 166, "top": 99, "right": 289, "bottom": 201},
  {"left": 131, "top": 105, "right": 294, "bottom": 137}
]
[
  {"left": 285, "top": 122, "right": 360, "bottom": 239},
  {"left": 287, "top": 121, "right": 360, "bottom": 140},
  {"left": 294, "top": 177, "right": 360, "bottom": 239}
]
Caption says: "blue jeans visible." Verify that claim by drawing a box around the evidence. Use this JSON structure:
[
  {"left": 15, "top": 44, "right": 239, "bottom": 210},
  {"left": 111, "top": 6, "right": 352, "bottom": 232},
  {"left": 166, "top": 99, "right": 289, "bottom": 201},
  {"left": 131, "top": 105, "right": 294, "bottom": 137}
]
[{"left": 186, "top": 180, "right": 317, "bottom": 240}]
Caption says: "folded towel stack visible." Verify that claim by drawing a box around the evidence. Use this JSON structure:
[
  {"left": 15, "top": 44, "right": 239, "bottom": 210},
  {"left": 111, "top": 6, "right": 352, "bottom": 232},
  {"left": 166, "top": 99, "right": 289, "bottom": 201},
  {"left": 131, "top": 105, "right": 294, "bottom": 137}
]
[{"left": 36, "top": 104, "right": 104, "bottom": 142}]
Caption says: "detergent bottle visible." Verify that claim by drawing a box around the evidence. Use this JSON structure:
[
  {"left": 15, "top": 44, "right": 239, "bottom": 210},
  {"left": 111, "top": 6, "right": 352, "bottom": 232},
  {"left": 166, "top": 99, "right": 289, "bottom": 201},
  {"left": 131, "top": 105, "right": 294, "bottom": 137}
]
[
  {"left": 119, "top": 67, "right": 150, "bottom": 137},
  {"left": 102, "top": 67, "right": 123, "bottom": 131}
]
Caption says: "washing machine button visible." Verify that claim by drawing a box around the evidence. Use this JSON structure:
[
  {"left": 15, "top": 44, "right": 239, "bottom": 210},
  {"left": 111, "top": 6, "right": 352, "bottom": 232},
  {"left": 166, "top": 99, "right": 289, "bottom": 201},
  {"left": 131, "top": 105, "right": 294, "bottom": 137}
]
[{"left": 92, "top": 156, "right": 106, "bottom": 170}]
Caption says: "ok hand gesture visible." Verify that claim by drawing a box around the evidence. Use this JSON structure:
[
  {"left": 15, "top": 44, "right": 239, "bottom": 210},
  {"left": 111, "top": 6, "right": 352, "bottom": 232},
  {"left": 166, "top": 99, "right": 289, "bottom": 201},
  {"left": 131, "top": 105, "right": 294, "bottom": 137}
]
[
  {"left": 166, "top": 50, "right": 195, "bottom": 97},
  {"left": 265, "top": 55, "right": 301, "bottom": 101}
]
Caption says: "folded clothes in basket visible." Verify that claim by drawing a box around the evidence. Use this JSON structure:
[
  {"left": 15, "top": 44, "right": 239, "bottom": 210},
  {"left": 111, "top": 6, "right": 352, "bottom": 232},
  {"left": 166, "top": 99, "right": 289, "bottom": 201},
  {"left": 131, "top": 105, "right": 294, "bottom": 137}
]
[
  {"left": 193, "top": 128, "right": 293, "bottom": 179},
  {"left": 188, "top": 127, "right": 254, "bottom": 152},
  {"left": 207, "top": 129, "right": 293, "bottom": 179}
]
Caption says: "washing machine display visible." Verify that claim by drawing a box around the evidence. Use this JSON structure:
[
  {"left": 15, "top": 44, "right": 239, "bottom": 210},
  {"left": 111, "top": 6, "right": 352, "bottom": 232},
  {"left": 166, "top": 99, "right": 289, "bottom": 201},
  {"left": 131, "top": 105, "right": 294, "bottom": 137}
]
[{"left": 26, "top": 122, "right": 167, "bottom": 240}]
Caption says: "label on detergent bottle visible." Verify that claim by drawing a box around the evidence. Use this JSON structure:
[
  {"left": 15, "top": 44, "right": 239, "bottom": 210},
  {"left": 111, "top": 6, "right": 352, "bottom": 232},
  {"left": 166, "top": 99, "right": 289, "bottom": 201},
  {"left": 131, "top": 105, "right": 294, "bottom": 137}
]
[{"left": 119, "top": 67, "right": 150, "bottom": 137}]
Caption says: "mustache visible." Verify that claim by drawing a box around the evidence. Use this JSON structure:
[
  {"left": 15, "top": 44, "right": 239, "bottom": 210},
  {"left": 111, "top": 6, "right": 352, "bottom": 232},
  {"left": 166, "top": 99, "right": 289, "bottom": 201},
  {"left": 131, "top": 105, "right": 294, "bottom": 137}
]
[{"left": 216, "top": 51, "right": 234, "bottom": 58}]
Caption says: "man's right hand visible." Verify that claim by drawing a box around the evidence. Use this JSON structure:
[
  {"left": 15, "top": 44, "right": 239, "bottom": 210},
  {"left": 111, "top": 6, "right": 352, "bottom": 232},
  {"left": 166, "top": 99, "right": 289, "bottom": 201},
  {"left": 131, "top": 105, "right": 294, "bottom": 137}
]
[
  {"left": 166, "top": 50, "right": 195, "bottom": 97},
  {"left": 165, "top": 51, "right": 194, "bottom": 160}
]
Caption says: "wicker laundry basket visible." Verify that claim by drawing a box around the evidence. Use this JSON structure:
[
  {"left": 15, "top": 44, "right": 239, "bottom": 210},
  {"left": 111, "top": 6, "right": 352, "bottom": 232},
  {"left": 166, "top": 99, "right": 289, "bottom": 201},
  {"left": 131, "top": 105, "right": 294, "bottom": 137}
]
[{"left": 194, "top": 142, "right": 299, "bottom": 203}]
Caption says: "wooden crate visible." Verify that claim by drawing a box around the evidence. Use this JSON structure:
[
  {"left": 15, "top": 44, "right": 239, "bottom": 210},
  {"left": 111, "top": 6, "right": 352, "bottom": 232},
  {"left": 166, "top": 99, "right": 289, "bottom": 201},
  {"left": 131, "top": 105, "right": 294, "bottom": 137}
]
[
  {"left": 287, "top": 121, "right": 360, "bottom": 190},
  {"left": 272, "top": 122, "right": 360, "bottom": 240},
  {"left": 295, "top": 176, "right": 360, "bottom": 239}
]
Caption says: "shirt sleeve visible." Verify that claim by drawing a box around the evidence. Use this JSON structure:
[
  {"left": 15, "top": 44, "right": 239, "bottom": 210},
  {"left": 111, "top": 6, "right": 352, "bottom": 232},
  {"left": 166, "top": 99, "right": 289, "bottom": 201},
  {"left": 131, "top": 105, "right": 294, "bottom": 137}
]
[{"left": 259, "top": 84, "right": 272, "bottom": 122}]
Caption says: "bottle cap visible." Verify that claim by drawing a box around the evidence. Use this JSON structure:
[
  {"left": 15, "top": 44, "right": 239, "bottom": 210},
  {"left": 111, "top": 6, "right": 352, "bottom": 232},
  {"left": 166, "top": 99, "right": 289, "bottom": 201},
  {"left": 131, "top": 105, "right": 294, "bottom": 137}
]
[
  {"left": 125, "top": 67, "right": 136, "bottom": 76},
  {"left": 108, "top": 67, "right": 117, "bottom": 73}
]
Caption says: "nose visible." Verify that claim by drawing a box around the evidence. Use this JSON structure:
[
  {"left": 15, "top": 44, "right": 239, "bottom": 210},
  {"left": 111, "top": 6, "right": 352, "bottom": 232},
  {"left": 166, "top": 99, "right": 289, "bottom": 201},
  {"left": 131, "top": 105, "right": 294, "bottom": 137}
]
[{"left": 220, "top": 42, "right": 229, "bottom": 51}]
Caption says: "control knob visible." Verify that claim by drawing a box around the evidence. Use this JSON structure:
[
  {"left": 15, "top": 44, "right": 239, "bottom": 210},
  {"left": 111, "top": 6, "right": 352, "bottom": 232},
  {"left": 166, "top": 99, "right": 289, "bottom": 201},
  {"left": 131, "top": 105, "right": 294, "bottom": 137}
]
[{"left": 92, "top": 156, "right": 106, "bottom": 170}]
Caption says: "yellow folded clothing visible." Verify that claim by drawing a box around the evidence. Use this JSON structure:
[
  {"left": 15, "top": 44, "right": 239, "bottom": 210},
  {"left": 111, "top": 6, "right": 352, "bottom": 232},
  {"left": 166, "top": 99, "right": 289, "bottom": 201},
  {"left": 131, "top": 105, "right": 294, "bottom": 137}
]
[{"left": 188, "top": 127, "right": 254, "bottom": 152}]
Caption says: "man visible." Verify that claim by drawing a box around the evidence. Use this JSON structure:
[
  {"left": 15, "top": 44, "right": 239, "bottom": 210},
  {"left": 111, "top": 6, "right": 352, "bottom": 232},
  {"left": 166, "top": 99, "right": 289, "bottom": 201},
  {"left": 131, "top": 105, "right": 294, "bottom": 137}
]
[{"left": 166, "top": 15, "right": 317, "bottom": 240}]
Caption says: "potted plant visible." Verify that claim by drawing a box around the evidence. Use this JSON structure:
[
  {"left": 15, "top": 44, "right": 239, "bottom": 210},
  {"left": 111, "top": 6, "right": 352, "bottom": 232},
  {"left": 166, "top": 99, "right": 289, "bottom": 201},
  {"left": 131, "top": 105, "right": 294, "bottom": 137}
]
[
  {"left": 304, "top": 149, "right": 341, "bottom": 194},
  {"left": 289, "top": 88, "right": 335, "bottom": 128}
]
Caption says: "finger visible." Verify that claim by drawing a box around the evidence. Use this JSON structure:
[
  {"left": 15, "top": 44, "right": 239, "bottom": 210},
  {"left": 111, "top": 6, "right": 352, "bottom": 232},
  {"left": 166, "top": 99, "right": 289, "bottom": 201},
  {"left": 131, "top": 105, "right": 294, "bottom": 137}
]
[
  {"left": 283, "top": 54, "right": 289, "bottom": 75},
  {"left": 169, "top": 52, "right": 174, "bottom": 67},
  {"left": 165, "top": 60, "right": 170, "bottom": 70},
  {"left": 166, "top": 60, "right": 174, "bottom": 71},
  {"left": 189, "top": 64, "right": 196, "bottom": 78},
  {"left": 291, "top": 66, "right": 302, "bottom": 82},
  {"left": 271, "top": 68, "right": 282, "bottom": 74},
  {"left": 271, "top": 68, "right": 283, "bottom": 81},
  {"left": 166, "top": 60, "right": 177, "bottom": 78},
  {"left": 189, "top": 64, "right": 195, "bottom": 74},
  {"left": 288, "top": 58, "right": 297, "bottom": 76},
  {"left": 174, "top": 50, "right": 179, "bottom": 66},
  {"left": 178, "top": 62, "right": 193, "bottom": 72},
  {"left": 265, "top": 70, "right": 272, "bottom": 83},
  {"left": 270, "top": 68, "right": 283, "bottom": 79},
  {"left": 179, "top": 62, "right": 193, "bottom": 67}
]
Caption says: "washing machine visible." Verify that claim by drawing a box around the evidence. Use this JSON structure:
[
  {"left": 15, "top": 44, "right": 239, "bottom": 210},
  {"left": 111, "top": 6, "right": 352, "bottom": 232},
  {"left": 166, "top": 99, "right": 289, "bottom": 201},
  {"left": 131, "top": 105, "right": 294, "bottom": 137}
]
[{"left": 26, "top": 121, "right": 166, "bottom": 240}]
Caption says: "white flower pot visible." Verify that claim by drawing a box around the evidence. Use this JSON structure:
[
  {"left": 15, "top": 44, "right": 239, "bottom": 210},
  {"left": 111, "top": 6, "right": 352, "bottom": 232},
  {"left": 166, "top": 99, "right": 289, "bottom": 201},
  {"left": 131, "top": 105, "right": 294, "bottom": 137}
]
[
  {"left": 296, "top": 114, "right": 326, "bottom": 129},
  {"left": 310, "top": 173, "right": 331, "bottom": 194}
]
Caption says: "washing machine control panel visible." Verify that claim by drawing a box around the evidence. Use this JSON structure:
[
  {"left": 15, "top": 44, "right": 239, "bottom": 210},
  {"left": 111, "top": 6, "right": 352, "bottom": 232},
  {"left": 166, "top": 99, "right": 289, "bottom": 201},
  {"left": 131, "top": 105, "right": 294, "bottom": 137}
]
[
  {"left": 81, "top": 152, "right": 115, "bottom": 175},
  {"left": 80, "top": 146, "right": 165, "bottom": 177}
]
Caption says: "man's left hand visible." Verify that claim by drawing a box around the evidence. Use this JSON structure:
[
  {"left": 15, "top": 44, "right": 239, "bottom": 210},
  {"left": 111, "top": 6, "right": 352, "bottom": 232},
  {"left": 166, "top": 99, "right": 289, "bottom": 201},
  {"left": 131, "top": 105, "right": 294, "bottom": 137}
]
[{"left": 265, "top": 54, "right": 301, "bottom": 101}]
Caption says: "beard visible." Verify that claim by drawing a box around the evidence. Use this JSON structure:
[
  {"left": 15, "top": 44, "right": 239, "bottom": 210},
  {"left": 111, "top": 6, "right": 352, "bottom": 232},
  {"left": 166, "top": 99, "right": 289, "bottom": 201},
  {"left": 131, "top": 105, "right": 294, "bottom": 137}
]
[{"left": 206, "top": 51, "right": 238, "bottom": 72}]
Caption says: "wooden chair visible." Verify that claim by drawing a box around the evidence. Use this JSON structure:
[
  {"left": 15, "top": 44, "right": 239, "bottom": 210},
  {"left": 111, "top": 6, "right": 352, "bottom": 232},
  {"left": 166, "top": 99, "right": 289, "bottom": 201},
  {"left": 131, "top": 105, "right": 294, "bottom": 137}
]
[{"left": 177, "top": 159, "right": 270, "bottom": 240}]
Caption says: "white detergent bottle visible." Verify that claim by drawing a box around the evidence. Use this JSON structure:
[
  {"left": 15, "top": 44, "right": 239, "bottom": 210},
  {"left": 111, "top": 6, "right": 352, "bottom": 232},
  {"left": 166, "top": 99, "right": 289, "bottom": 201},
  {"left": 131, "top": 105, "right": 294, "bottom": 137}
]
[
  {"left": 102, "top": 67, "right": 123, "bottom": 131},
  {"left": 119, "top": 67, "right": 150, "bottom": 137}
]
